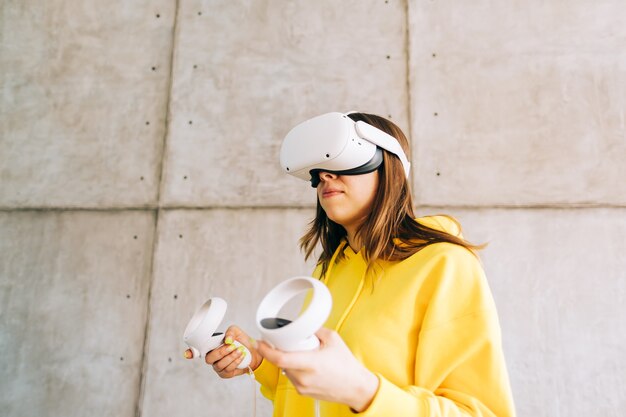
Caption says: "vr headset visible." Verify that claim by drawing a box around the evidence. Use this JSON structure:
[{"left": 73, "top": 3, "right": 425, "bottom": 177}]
[{"left": 280, "top": 112, "right": 411, "bottom": 187}]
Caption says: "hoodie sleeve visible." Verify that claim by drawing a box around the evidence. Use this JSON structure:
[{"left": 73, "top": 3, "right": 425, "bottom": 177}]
[
  {"left": 253, "top": 358, "right": 280, "bottom": 401},
  {"left": 356, "top": 312, "right": 515, "bottom": 417},
  {"left": 356, "top": 245, "right": 516, "bottom": 417}
]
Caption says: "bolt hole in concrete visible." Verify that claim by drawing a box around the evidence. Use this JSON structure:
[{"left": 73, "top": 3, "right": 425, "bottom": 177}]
[
  {"left": 127, "top": 294, "right": 131, "bottom": 298},
  {"left": 134, "top": 235, "right": 138, "bottom": 239},
  {"left": 386, "top": 55, "right": 390, "bottom": 59},
  {"left": 151, "top": 66, "right": 156, "bottom": 71},
  {"left": 193, "top": 65, "right": 197, "bottom": 69},
  {"left": 156, "top": 13, "right": 160, "bottom": 18},
  {"left": 183, "top": 176, "right": 188, "bottom": 180},
  {"left": 436, "top": 172, "right": 441, "bottom": 176},
  {"left": 434, "top": 112, "right": 438, "bottom": 116},
  {"left": 145, "top": 121, "right": 150, "bottom": 125},
  {"left": 120, "top": 357, "right": 124, "bottom": 361},
  {"left": 198, "top": 11, "right": 202, "bottom": 16},
  {"left": 188, "top": 120, "right": 193, "bottom": 125},
  {"left": 174, "top": 294, "right": 178, "bottom": 299},
  {"left": 179, "top": 234, "right": 183, "bottom": 239},
  {"left": 140, "top": 177, "right": 144, "bottom": 181}
]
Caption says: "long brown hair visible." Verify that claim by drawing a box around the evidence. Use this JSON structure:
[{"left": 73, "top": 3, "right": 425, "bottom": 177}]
[{"left": 299, "top": 112, "right": 484, "bottom": 278}]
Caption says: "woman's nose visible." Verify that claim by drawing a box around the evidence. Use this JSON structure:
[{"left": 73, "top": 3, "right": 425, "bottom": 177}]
[{"left": 318, "top": 171, "right": 337, "bottom": 182}]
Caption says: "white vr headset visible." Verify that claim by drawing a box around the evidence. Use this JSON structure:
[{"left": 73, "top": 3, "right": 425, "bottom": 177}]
[{"left": 280, "top": 112, "right": 411, "bottom": 187}]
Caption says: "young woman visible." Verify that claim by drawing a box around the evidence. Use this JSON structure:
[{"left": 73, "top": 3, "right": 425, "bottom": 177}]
[{"left": 192, "top": 112, "right": 516, "bottom": 417}]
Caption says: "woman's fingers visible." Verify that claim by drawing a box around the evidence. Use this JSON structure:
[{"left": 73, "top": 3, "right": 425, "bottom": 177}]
[
  {"left": 255, "top": 340, "right": 311, "bottom": 371},
  {"left": 223, "top": 325, "right": 263, "bottom": 371},
  {"left": 219, "top": 349, "right": 248, "bottom": 374},
  {"left": 182, "top": 324, "right": 258, "bottom": 379},
  {"left": 224, "top": 326, "right": 255, "bottom": 351},
  {"left": 254, "top": 340, "right": 281, "bottom": 365},
  {"left": 315, "top": 327, "right": 336, "bottom": 343},
  {"left": 205, "top": 343, "right": 235, "bottom": 365},
  {"left": 212, "top": 346, "right": 244, "bottom": 373}
]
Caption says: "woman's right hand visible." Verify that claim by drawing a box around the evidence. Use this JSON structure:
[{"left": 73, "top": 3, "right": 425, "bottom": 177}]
[{"left": 184, "top": 325, "right": 263, "bottom": 378}]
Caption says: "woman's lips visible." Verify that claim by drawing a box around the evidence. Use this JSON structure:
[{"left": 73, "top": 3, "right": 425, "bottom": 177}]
[{"left": 321, "top": 189, "right": 343, "bottom": 198}]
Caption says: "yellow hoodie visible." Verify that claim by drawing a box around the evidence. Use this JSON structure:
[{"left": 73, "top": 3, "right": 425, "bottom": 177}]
[{"left": 254, "top": 216, "right": 516, "bottom": 417}]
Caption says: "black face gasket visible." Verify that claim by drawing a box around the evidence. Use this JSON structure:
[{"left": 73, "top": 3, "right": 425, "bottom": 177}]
[{"left": 309, "top": 147, "right": 384, "bottom": 188}]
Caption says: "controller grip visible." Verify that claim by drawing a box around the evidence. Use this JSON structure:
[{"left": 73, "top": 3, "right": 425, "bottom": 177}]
[
  {"left": 184, "top": 339, "right": 252, "bottom": 370},
  {"left": 231, "top": 340, "right": 252, "bottom": 369}
]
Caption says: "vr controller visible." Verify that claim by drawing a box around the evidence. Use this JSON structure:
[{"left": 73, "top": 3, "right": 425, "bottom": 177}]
[
  {"left": 256, "top": 276, "right": 332, "bottom": 351},
  {"left": 183, "top": 297, "right": 252, "bottom": 369},
  {"left": 183, "top": 277, "right": 332, "bottom": 364}
]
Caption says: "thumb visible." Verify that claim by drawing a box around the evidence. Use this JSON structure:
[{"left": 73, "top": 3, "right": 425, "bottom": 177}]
[
  {"left": 314, "top": 327, "right": 337, "bottom": 345},
  {"left": 224, "top": 325, "right": 249, "bottom": 347}
]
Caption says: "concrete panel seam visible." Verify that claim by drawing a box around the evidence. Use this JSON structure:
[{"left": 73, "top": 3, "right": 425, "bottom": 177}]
[
  {"left": 135, "top": 1, "right": 181, "bottom": 417},
  {"left": 133, "top": 208, "right": 162, "bottom": 417},
  {"left": 403, "top": 0, "right": 414, "bottom": 192},
  {"left": 415, "top": 204, "right": 626, "bottom": 210},
  {"left": 0, "top": 207, "right": 164, "bottom": 213},
  {"left": 155, "top": 0, "right": 182, "bottom": 212},
  {"left": 3, "top": 203, "right": 626, "bottom": 212},
  {"left": 0, "top": 207, "right": 159, "bottom": 213}
]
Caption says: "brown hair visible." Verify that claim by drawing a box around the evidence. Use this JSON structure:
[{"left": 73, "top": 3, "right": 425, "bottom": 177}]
[{"left": 299, "top": 112, "right": 484, "bottom": 278}]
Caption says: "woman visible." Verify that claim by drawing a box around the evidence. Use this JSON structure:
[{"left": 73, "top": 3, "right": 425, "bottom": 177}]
[{"left": 192, "top": 112, "right": 516, "bottom": 417}]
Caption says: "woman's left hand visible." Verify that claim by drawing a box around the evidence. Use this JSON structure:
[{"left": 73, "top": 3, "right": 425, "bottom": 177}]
[{"left": 255, "top": 327, "right": 379, "bottom": 413}]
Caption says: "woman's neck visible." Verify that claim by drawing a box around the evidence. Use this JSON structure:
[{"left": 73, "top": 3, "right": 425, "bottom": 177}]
[{"left": 345, "top": 226, "right": 361, "bottom": 253}]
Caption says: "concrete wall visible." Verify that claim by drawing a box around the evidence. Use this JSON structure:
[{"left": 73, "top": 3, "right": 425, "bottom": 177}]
[{"left": 1, "top": 1, "right": 624, "bottom": 417}]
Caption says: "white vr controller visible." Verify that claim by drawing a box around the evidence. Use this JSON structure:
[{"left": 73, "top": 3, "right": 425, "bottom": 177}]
[
  {"left": 256, "top": 276, "right": 332, "bottom": 352},
  {"left": 183, "top": 277, "right": 332, "bottom": 365},
  {"left": 183, "top": 297, "right": 252, "bottom": 369}
]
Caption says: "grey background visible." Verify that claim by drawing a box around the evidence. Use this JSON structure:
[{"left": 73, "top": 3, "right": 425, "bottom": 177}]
[{"left": 1, "top": 1, "right": 624, "bottom": 417}]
